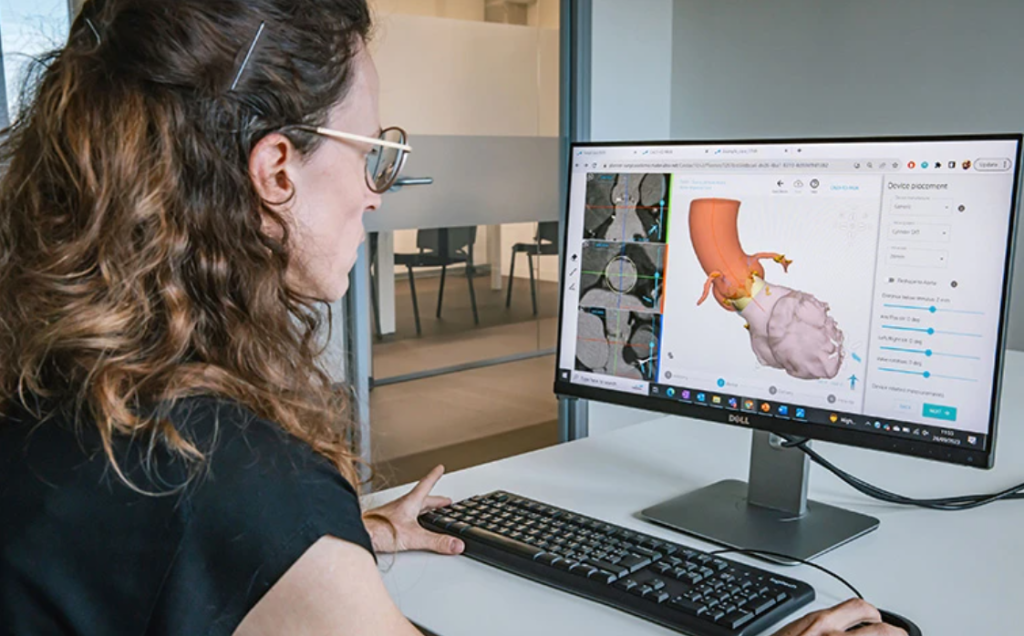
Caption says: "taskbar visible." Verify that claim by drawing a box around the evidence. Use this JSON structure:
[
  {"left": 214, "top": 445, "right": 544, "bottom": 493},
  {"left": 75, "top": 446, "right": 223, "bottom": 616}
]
[{"left": 644, "top": 381, "right": 988, "bottom": 452}]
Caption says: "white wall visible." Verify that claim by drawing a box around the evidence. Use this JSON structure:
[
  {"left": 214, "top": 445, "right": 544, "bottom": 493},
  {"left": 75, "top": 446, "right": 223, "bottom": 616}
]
[
  {"left": 528, "top": 0, "right": 560, "bottom": 29},
  {"left": 373, "top": 0, "right": 486, "bottom": 22},
  {"left": 670, "top": 0, "right": 1024, "bottom": 350},
  {"left": 590, "top": 0, "right": 674, "bottom": 143}
]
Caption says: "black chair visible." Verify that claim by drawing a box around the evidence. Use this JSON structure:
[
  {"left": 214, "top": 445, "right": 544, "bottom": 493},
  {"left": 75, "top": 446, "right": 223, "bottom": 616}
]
[
  {"left": 506, "top": 221, "right": 559, "bottom": 315},
  {"left": 394, "top": 227, "right": 479, "bottom": 336}
]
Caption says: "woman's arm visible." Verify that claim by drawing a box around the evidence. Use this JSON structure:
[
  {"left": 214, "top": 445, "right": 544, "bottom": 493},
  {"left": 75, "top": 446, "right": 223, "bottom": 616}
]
[{"left": 234, "top": 536, "right": 422, "bottom": 636}]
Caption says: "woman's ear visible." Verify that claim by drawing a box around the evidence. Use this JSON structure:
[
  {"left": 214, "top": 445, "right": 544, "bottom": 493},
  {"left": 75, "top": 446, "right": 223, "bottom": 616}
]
[{"left": 249, "top": 132, "right": 297, "bottom": 206}]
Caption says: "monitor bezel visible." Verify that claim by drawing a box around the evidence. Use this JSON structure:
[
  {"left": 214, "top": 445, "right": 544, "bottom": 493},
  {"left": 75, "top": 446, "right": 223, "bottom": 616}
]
[{"left": 553, "top": 133, "right": 1023, "bottom": 469}]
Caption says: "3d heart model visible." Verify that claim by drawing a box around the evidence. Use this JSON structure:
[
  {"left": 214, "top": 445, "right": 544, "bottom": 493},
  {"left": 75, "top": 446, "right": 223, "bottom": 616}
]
[{"left": 689, "top": 198, "right": 844, "bottom": 380}]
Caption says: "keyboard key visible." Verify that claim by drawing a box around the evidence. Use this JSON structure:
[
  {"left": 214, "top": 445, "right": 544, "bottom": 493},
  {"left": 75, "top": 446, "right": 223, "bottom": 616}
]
[
  {"left": 668, "top": 597, "right": 706, "bottom": 616},
  {"left": 463, "top": 527, "right": 544, "bottom": 559},
  {"left": 588, "top": 569, "right": 616, "bottom": 585},
  {"left": 618, "top": 554, "right": 652, "bottom": 573},
  {"left": 648, "top": 590, "right": 670, "bottom": 604},
  {"left": 535, "top": 553, "right": 562, "bottom": 567},
  {"left": 613, "top": 578, "right": 638, "bottom": 592},
  {"left": 569, "top": 564, "right": 597, "bottom": 578},
  {"left": 631, "top": 545, "right": 663, "bottom": 560},
  {"left": 422, "top": 510, "right": 442, "bottom": 521},
  {"left": 750, "top": 597, "right": 777, "bottom": 615},
  {"left": 582, "top": 559, "right": 629, "bottom": 579},
  {"left": 719, "top": 610, "right": 754, "bottom": 630},
  {"left": 631, "top": 584, "right": 654, "bottom": 598},
  {"left": 554, "top": 559, "right": 577, "bottom": 571},
  {"left": 436, "top": 516, "right": 459, "bottom": 529}
]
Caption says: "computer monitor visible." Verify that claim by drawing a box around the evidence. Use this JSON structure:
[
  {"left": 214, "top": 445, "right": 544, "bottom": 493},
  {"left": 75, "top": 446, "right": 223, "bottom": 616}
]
[{"left": 554, "top": 134, "right": 1022, "bottom": 560}]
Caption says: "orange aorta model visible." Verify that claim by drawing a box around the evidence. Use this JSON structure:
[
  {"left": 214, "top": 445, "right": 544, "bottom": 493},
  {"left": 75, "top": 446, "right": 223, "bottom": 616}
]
[{"left": 689, "top": 198, "right": 845, "bottom": 380}]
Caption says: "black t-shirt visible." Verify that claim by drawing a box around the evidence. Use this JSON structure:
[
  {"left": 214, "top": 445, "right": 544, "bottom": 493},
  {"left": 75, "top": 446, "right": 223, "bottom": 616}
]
[{"left": 0, "top": 396, "right": 374, "bottom": 636}]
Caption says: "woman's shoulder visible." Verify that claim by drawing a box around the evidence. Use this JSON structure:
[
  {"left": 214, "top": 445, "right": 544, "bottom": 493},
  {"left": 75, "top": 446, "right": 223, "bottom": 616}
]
[
  {"left": 1, "top": 395, "right": 372, "bottom": 635},
  {"left": 166, "top": 396, "right": 364, "bottom": 531},
  {"left": 148, "top": 396, "right": 375, "bottom": 634},
  {"left": 174, "top": 396, "right": 353, "bottom": 489}
]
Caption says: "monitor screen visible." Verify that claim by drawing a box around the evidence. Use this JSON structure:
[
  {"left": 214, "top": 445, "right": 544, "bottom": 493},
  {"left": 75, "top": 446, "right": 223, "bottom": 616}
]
[{"left": 554, "top": 135, "right": 1022, "bottom": 467}]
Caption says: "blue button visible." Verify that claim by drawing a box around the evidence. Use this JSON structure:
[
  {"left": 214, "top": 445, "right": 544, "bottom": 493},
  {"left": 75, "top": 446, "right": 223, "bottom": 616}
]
[{"left": 922, "top": 403, "right": 957, "bottom": 421}]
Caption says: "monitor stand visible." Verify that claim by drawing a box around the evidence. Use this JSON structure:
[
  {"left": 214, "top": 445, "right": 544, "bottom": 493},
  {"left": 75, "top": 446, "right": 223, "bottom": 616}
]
[{"left": 640, "top": 430, "right": 879, "bottom": 564}]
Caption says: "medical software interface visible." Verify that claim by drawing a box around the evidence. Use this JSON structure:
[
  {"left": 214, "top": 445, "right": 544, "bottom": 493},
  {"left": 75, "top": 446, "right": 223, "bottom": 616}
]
[{"left": 558, "top": 139, "right": 1019, "bottom": 451}]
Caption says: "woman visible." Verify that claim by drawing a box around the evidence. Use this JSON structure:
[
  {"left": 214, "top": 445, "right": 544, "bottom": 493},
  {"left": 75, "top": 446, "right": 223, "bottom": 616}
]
[{"left": 0, "top": 1, "right": 902, "bottom": 634}]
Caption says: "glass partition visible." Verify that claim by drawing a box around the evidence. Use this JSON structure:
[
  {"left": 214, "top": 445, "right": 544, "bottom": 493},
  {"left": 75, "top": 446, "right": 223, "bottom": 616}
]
[{"left": 365, "top": 1, "right": 562, "bottom": 485}]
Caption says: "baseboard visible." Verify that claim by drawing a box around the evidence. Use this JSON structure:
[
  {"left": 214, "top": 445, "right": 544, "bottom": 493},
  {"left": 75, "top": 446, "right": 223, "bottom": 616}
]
[{"left": 392, "top": 264, "right": 492, "bottom": 281}]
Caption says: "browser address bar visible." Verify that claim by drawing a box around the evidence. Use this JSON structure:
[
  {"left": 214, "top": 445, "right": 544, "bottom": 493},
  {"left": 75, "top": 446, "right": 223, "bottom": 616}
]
[{"left": 597, "top": 159, "right": 898, "bottom": 172}]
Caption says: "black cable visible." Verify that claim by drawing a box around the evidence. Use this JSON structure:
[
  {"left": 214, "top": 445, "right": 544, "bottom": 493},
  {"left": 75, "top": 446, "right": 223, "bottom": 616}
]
[
  {"left": 778, "top": 435, "right": 1024, "bottom": 511},
  {"left": 708, "top": 547, "right": 863, "bottom": 600}
]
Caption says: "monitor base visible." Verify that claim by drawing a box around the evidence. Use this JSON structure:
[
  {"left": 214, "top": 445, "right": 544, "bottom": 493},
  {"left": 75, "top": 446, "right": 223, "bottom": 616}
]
[
  {"left": 640, "top": 431, "right": 879, "bottom": 564},
  {"left": 640, "top": 479, "right": 879, "bottom": 564}
]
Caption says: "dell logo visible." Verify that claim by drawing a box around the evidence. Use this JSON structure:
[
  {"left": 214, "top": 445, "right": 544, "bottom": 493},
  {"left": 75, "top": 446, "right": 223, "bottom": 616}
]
[{"left": 729, "top": 414, "right": 750, "bottom": 425}]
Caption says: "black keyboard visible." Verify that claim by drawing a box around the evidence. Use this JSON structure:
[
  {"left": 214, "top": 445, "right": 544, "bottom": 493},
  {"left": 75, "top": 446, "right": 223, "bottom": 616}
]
[{"left": 419, "top": 491, "right": 815, "bottom": 636}]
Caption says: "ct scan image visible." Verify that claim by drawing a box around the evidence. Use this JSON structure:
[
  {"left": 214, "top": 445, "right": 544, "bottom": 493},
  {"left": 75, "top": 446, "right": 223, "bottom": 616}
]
[
  {"left": 584, "top": 172, "right": 670, "bottom": 242},
  {"left": 575, "top": 307, "right": 662, "bottom": 381}
]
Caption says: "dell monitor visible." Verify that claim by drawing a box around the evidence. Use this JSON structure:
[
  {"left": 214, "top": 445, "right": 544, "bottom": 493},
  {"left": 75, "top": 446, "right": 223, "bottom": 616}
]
[{"left": 554, "top": 134, "right": 1022, "bottom": 561}]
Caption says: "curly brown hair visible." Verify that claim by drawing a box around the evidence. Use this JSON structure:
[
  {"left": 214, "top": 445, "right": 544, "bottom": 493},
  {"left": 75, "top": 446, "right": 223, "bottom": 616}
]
[{"left": 0, "top": 0, "right": 372, "bottom": 491}]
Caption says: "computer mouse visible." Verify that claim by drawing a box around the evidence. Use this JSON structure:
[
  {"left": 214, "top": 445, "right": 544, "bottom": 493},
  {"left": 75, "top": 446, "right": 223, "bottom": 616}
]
[
  {"left": 878, "top": 610, "right": 922, "bottom": 636},
  {"left": 848, "top": 609, "right": 922, "bottom": 636}
]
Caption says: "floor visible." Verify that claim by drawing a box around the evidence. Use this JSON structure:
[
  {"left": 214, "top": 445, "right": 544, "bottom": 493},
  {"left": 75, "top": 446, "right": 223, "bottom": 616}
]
[{"left": 370, "top": 270, "right": 562, "bottom": 487}]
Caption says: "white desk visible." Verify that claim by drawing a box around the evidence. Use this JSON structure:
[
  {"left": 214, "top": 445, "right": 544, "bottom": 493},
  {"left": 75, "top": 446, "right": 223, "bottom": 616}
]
[{"left": 366, "top": 351, "right": 1024, "bottom": 636}]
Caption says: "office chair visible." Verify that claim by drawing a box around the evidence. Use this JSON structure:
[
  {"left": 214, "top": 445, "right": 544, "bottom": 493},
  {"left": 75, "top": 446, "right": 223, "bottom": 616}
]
[
  {"left": 394, "top": 227, "right": 479, "bottom": 336},
  {"left": 505, "top": 221, "right": 559, "bottom": 315}
]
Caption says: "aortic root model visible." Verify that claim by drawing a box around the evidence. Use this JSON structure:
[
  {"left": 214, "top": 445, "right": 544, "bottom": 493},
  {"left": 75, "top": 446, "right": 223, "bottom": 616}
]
[{"left": 689, "top": 198, "right": 844, "bottom": 380}]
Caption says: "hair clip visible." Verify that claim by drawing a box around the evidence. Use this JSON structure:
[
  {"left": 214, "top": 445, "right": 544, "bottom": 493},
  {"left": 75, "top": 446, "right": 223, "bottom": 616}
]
[
  {"left": 230, "top": 21, "right": 266, "bottom": 92},
  {"left": 85, "top": 18, "right": 101, "bottom": 46}
]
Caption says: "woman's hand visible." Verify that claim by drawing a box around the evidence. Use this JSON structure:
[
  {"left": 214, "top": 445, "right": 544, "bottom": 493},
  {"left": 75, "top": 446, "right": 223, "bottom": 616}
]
[
  {"left": 772, "top": 599, "right": 906, "bottom": 636},
  {"left": 362, "top": 465, "right": 465, "bottom": 556}
]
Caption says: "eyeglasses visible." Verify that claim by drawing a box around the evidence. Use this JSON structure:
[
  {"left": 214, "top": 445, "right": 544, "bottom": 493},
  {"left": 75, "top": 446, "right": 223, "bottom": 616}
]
[{"left": 291, "top": 125, "right": 412, "bottom": 194}]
